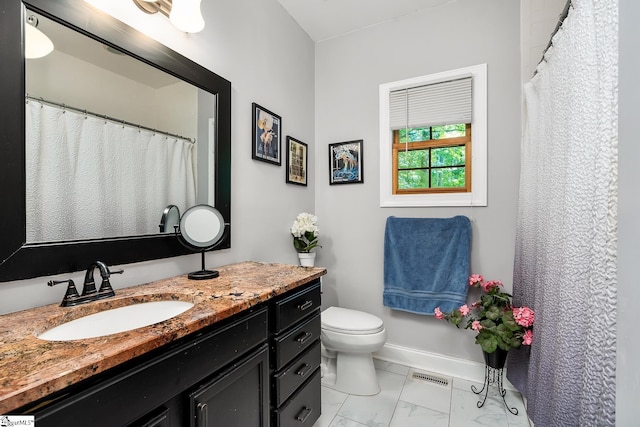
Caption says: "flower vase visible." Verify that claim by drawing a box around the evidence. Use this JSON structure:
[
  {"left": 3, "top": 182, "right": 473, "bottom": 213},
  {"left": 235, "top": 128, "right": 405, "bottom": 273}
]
[
  {"left": 297, "top": 252, "right": 316, "bottom": 267},
  {"left": 483, "top": 348, "right": 508, "bottom": 369}
]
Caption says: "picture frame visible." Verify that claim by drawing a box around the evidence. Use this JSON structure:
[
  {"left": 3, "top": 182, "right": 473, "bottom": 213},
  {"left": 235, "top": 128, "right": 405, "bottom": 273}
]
[
  {"left": 286, "top": 136, "right": 308, "bottom": 186},
  {"left": 252, "top": 103, "right": 282, "bottom": 165},
  {"left": 329, "top": 140, "right": 364, "bottom": 185}
]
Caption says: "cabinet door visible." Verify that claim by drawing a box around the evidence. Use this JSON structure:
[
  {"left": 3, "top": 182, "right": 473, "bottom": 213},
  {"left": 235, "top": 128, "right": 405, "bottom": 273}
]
[
  {"left": 128, "top": 407, "right": 170, "bottom": 427},
  {"left": 190, "top": 344, "right": 269, "bottom": 427}
]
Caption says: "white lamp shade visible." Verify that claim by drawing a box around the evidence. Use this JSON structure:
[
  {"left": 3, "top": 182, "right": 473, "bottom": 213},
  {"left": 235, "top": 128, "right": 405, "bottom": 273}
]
[
  {"left": 25, "top": 24, "right": 54, "bottom": 59},
  {"left": 170, "top": 0, "right": 205, "bottom": 33}
]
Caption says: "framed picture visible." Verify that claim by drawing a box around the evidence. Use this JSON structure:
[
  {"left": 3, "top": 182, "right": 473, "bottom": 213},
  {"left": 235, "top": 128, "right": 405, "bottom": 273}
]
[
  {"left": 286, "top": 136, "right": 308, "bottom": 186},
  {"left": 329, "top": 140, "right": 364, "bottom": 185},
  {"left": 252, "top": 103, "right": 282, "bottom": 165}
]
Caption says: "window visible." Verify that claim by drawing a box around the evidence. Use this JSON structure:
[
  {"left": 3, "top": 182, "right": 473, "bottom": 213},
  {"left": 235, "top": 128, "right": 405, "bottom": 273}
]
[
  {"left": 379, "top": 64, "right": 487, "bottom": 207},
  {"left": 393, "top": 123, "right": 471, "bottom": 194}
]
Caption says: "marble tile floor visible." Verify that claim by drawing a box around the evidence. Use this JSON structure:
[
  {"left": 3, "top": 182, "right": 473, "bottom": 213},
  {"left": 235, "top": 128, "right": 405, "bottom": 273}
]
[{"left": 313, "top": 360, "right": 530, "bottom": 427}]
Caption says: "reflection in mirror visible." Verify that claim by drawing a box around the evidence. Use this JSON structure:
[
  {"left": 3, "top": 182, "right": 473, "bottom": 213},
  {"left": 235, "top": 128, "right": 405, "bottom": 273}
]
[
  {"left": 25, "top": 12, "right": 214, "bottom": 243},
  {"left": 159, "top": 205, "right": 181, "bottom": 233},
  {"left": 0, "top": 0, "right": 231, "bottom": 282},
  {"left": 177, "top": 205, "right": 227, "bottom": 280}
]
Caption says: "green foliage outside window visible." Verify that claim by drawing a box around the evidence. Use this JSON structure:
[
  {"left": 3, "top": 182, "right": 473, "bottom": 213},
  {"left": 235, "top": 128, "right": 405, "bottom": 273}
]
[
  {"left": 432, "top": 146, "right": 465, "bottom": 167},
  {"left": 431, "top": 167, "right": 465, "bottom": 188},
  {"left": 398, "top": 149, "right": 428, "bottom": 169},
  {"left": 396, "top": 125, "right": 467, "bottom": 190},
  {"left": 398, "top": 169, "right": 428, "bottom": 189},
  {"left": 398, "top": 124, "right": 466, "bottom": 143},
  {"left": 399, "top": 127, "right": 430, "bottom": 143}
]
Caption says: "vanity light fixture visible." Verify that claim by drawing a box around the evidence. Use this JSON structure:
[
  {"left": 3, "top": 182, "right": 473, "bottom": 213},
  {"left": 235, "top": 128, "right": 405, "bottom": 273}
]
[
  {"left": 132, "top": 0, "right": 205, "bottom": 33},
  {"left": 25, "top": 14, "right": 54, "bottom": 59}
]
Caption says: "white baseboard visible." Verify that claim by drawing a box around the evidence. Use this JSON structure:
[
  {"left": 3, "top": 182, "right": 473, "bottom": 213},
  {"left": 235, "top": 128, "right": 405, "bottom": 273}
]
[{"left": 373, "top": 343, "right": 517, "bottom": 390}]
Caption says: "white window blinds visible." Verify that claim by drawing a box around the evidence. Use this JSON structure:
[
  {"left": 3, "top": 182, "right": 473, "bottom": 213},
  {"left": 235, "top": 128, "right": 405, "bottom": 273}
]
[{"left": 389, "top": 76, "right": 472, "bottom": 130}]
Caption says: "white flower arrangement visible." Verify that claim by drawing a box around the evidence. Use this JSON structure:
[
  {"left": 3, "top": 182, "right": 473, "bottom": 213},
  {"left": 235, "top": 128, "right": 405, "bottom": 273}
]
[{"left": 291, "top": 212, "right": 320, "bottom": 253}]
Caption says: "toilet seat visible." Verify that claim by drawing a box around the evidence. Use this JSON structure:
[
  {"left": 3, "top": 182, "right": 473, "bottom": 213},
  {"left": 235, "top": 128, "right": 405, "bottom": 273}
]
[{"left": 321, "top": 306, "right": 384, "bottom": 335}]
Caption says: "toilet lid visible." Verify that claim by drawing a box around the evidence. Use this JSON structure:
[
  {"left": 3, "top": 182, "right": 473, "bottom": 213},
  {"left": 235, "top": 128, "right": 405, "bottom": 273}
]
[{"left": 321, "top": 306, "right": 384, "bottom": 335}]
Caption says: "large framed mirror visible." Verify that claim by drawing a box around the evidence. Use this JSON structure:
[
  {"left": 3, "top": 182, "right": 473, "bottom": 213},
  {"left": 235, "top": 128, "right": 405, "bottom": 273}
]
[{"left": 0, "top": 0, "right": 231, "bottom": 282}]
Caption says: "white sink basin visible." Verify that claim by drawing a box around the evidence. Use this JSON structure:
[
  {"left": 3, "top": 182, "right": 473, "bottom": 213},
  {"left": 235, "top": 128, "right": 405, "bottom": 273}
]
[{"left": 37, "top": 301, "right": 194, "bottom": 341}]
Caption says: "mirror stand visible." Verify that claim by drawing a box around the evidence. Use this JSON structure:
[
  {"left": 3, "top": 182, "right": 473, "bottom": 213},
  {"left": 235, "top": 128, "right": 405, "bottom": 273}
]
[{"left": 191, "top": 250, "right": 219, "bottom": 280}]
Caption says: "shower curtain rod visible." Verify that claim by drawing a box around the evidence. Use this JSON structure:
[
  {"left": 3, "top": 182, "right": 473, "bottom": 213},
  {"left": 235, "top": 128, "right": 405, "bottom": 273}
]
[
  {"left": 26, "top": 95, "right": 196, "bottom": 144},
  {"left": 534, "top": 0, "right": 573, "bottom": 75}
]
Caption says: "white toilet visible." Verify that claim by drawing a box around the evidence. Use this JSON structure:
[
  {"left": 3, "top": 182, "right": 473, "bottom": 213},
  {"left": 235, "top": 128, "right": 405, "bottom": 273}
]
[{"left": 320, "top": 306, "right": 387, "bottom": 396}]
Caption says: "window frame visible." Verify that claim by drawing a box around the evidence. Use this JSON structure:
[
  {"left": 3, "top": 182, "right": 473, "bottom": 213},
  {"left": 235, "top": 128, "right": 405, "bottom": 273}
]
[
  {"left": 393, "top": 123, "right": 472, "bottom": 194},
  {"left": 379, "top": 64, "right": 487, "bottom": 207}
]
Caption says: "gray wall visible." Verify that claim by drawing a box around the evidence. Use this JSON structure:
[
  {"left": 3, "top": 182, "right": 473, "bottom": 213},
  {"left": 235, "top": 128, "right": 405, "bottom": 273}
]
[
  {"left": 617, "top": 0, "right": 640, "bottom": 423},
  {"left": 0, "top": 0, "right": 316, "bottom": 314},
  {"left": 314, "top": 0, "right": 521, "bottom": 363}
]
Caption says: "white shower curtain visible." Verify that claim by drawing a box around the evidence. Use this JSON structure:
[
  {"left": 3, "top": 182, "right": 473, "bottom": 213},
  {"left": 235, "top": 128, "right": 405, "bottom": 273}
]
[
  {"left": 507, "top": 1, "right": 618, "bottom": 426},
  {"left": 26, "top": 101, "right": 196, "bottom": 242}
]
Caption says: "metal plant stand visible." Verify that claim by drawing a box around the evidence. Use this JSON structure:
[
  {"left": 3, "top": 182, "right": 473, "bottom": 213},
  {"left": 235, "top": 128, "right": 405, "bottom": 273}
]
[{"left": 471, "top": 364, "right": 518, "bottom": 415}]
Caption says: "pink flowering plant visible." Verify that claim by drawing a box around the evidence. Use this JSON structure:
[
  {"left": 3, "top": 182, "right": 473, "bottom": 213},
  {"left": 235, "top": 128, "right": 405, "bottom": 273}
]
[{"left": 434, "top": 274, "right": 535, "bottom": 354}]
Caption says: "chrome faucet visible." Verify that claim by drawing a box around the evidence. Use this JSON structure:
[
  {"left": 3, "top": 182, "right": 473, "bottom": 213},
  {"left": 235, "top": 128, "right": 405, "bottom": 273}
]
[{"left": 48, "top": 261, "right": 124, "bottom": 307}]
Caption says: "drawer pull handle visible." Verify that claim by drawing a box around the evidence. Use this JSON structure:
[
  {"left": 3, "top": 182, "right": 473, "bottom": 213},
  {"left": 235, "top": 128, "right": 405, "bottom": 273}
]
[
  {"left": 295, "top": 406, "right": 313, "bottom": 423},
  {"left": 197, "top": 402, "right": 208, "bottom": 427},
  {"left": 298, "top": 300, "right": 313, "bottom": 311},
  {"left": 296, "top": 363, "right": 312, "bottom": 377},
  {"left": 296, "top": 331, "right": 313, "bottom": 344}
]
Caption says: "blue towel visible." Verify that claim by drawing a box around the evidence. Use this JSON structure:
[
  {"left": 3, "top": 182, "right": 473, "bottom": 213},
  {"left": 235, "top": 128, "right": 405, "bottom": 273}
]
[{"left": 383, "top": 216, "right": 471, "bottom": 315}]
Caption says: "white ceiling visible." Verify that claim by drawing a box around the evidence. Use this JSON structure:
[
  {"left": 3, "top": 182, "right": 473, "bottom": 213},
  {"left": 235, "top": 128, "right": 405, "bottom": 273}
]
[{"left": 276, "top": 0, "right": 456, "bottom": 42}]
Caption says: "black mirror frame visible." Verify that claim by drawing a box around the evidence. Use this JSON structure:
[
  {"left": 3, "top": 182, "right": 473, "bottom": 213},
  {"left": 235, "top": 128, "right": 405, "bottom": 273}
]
[{"left": 0, "top": 0, "right": 231, "bottom": 282}]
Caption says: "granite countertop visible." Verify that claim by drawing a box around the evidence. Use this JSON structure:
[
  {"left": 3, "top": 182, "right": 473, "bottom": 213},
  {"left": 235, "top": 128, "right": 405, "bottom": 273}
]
[{"left": 0, "top": 261, "right": 326, "bottom": 413}]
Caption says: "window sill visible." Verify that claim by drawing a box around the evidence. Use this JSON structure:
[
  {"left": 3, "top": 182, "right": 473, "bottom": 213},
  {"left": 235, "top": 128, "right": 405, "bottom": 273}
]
[{"left": 380, "top": 192, "right": 487, "bottom": 208}]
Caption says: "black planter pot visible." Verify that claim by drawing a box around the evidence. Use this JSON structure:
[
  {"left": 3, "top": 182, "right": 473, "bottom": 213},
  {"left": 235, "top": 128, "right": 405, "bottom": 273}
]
[
  {"left": 483, "top": 348, "right": 509, "bottom": 369},
  {"left": 475, "top": 348, "right": 518, "bottom": 415}
]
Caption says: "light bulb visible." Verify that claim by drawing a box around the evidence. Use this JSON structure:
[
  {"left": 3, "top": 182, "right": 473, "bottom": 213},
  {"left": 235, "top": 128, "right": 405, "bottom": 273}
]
[
  {"left": 170, "top": 0, "right": 205, "bottom": 33},
  {"left": 25, "top": 21, "right": 54, "bottom": 59}
]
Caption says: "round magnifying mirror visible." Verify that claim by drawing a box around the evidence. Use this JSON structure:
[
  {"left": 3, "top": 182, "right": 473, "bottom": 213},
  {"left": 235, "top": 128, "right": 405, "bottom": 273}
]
[
  {"left": 178, "top": 205, "right": 226, "bottom": 279},
  {"left": 180, "top": 205, "right": 225, "bottom": 249}
]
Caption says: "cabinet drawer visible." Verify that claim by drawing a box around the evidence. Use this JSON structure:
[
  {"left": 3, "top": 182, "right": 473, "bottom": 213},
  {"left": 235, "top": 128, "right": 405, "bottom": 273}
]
[
  {"left": 273, "top": 313, "right": 321, "bottom": 370},
  {"left": 275, "top": 369, "right": 321, "bottom": 427},
  {"left": 273, "top": 340, "right": 321, "bottom": 407},
  {"left": 274, "top": 280, "right": 321, "bottom": 333}
]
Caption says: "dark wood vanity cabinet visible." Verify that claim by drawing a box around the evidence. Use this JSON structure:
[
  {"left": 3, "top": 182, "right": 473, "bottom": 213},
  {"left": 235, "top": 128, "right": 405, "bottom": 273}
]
[
  {"left": 270, "top": 280, "right": 322, "bottom": 427},
  {"left": 20, "top": 279, "right": 322, "bottom": 426},
  {"left": 28, "top": 307, "right": 270, "bottom": 427}
]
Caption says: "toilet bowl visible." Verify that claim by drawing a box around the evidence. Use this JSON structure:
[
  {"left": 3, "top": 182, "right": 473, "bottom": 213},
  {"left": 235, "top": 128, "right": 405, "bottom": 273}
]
[{"left": 320, "top": 306, "right": 386, "bottom": 395}]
